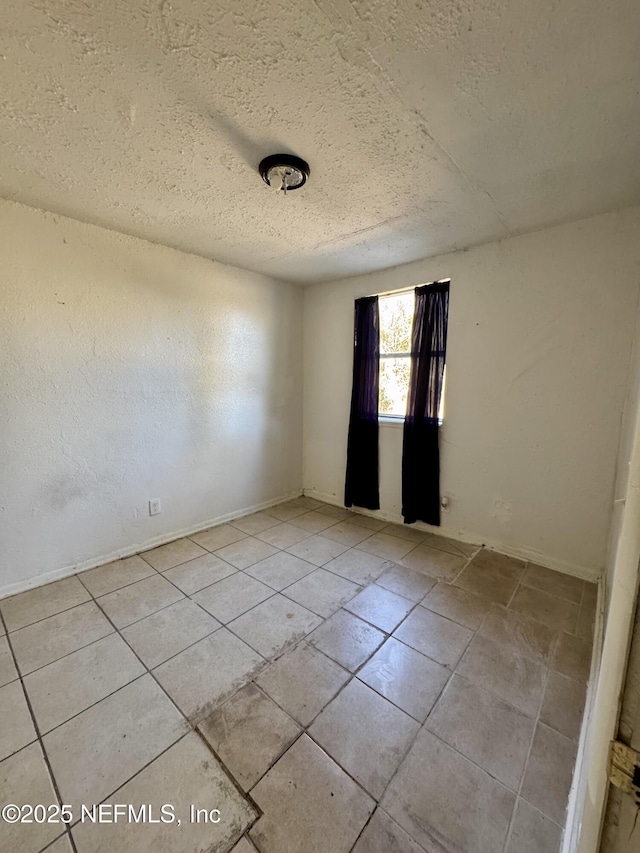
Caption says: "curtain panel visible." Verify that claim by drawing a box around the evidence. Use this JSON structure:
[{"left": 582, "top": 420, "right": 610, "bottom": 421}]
[
  {"left": 344, "top": 295, "right": 380, "bottom": 510},
  {"left": 402, "top": 281, "right": 450, "bottom": 525}
]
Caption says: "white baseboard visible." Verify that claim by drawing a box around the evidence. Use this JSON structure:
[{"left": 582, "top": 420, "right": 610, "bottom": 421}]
[
  {"left": 303, "top": 489, "right": 602, "bottom": 583},
  {"left": 0, "top": 489, "right": 303, "bottom": 600}
]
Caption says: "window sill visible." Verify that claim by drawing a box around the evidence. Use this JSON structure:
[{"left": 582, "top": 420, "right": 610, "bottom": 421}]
[{"left": 379, "top": 417, "right": 404, "bottom": 428}]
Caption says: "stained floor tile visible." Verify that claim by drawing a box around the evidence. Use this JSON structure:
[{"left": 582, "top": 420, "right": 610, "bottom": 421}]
[
  {"left": 72, "top": 733, "right": 257, "bottom": 852},
  {"left": 43, "top": 675, "right": 188, "bottom": 813},
  {"left": 0, "top": 743, "right": 60, "bottom": 852},
  {"left": 324, "top": 549, "right": 391, "bottom": 585},
  {"left": 552, "top": 631, "right": 592, "bottom": 682},
  {"left": 478, "top": 606, "right": 557, "bottom": 664},
  {"left": 321, "top": 520, "right": 375, "bottom": 547},
  {"left": 10, "top": 601, "right": 113, "bottom": 676},
  {"left": 520, "top": 722, "right": 577, "bottom": 825},
  {"left": 455, "top": 561, "right": 521, "bottom": 605},
  {"left": 358, "top": 532, "right": 415, "bottom": 562},
  {"left": 307, "top": 609, "right": 385, "bottom": 671},
  {"left": 506, "top": 798, "right": 562, "bottom": 853},
  {"left": 423, "top": 582, "right": 490, "bottom": 630},
  {"left": 358, "top": 637, "right": 449, "bottom": 721},
  {"left": 288, "top": 510, "right": 337, "bottom": 534},
  {"left": 81, "top": 554, "right": 156, "bottom": 597},
  {"left": 255, "top": 522, "right": 311, "bottom": 549},
  {"left": 0, "top": 680, "right": 37, "bottom": 760},
  {"left": 198, "top": 683, "right": 300, "bottom": 790},
  {"left": 140, "top": 537, "right": 207, "bottom": 571},
  {"left": 382, "top": 728, "right": 516, "bottom": 853},
  {"left": 540, "top": 671, "right": 587, "bottom": 741},
  {"left": 375, "top": 563, "right": 437, "bottom": 602},
  {"left": 121, "top": 598, "right": 220, "bottom": 668},
  {"left": 231, "top": 511, "right": 282, "bottom": 535},
  {"left": 345, "top": 584, "right": 414, "bottom": 632},
  {"left": 1, "top": 576, "right": 90, "bottom": 632},
  {"left": 262, "top": 501, "right": 310, "bottom": 521},
  {"left": 394, "top": 606, "right": 473, "bottom": 668},
  {"left": 244, "top": 552, "right": 315, "bottom": 590},
  {"left": 282, "top": 568, "right": 361, "bottom": 618},
  {"left": 521, "top": 564, "right": 584, "bottom": 603},
  {"left": 381, "top": 523, "right": 429, "bottom": 544},
  {"left": 214, "top": 537, "right": 279, "bottom": 569},
  {"left": 0, "top": 636, "right": 18, "bottom": 686},
  {"left": 193, "top": 572, "right": 273, "bottom": 623},
  {"left": 509, "top": 586, "right": 580, "bottom": 633},
  {"left": 97, "top": 574, "right": 184, "bottom": 628},
  {"left": 400, "top": 543, "right": 468, "bottom": 580},
  {"left": 426, "top": 675, "right": 535, "bottom": 790},
  {"left": 24, "top": 633, "right": 144, "bottom": 733},
  {"left": 286, "top": 534, "right": 349, "bottom": 567},
  {"left": 153, "top": 628, "right": 264, "bottom": 721},
  {"left": 189, "top": 523, "right": 247, "bottom": 552},
  {"left": 162, "top": 552, "right": 236, "bottom": 594},
  {"left": 427, "top": 534, "right": 479, "bottom": 558},
  {"left": 256, "top": 642, "right": 350, "bottom": 726},
  {"left": 229, "top": 595, "right": 322, "bottom": 658},
  {"left": 352, "top": 808, "right": 425, "bottom": 853},
  {"left": 250, "top": 735, "right": 374, "bottom": 853}
]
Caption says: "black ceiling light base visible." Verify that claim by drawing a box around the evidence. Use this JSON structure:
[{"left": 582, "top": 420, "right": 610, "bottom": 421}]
[{"left": 259, "top": 154, "right": 310, "bottom": 193}]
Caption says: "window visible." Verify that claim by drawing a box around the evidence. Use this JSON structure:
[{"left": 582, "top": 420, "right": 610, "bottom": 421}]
[{"left": 378, "top": 289, "right": 446, "bottom": 421}]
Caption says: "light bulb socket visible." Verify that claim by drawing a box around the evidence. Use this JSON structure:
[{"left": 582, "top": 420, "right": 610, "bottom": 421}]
[{"left": 259, "top": 153, "right": 310, "bottom": 191}]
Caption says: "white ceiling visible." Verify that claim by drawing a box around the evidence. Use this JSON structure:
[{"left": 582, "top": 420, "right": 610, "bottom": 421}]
[{"left": 1, "top": 0, "right": 639, "bottom": 283}]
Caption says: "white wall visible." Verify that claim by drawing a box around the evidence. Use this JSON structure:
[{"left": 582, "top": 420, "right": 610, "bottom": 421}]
[
  {"left": 303, "top": 207, "right": 640, "bottom": 577},
  {"left": 0, "top": 200, "right": 303, "bottom": 595}
]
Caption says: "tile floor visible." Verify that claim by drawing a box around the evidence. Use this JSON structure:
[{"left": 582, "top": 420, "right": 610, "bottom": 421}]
[{"left": 0, "top": 497, "right": 597, "bottom": 853}]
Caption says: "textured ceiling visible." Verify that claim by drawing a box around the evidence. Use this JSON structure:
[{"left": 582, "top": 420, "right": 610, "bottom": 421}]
[{"left": 1, "top": 0, "right": 639, "bottom": 283}]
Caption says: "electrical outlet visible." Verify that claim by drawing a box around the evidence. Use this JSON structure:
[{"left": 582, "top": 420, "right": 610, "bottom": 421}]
[
  {"left": 149, "top": 499, "right": 161, "bottom": 516},
  {"left": 440, "top": 495, "right": 451, "bottom": 513}
]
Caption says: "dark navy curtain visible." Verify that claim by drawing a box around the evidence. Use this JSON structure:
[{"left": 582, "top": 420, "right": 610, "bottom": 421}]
[
  {"left": 345, "top": 296, "right": 380, "bottom": 510},
  {"left": 402, "top": 281, "right": 450, "bottom": 525}
]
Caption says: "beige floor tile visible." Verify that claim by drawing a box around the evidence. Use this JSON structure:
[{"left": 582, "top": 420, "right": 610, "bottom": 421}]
[
  {"left": 255, "top": 522, "right": 312, "bottom": 549},
  {"left": 1, "top": 576, "right": 90, "bottom": 632},
  {"left": 282, "top": 568, "right": 361, "bottom": 618},
  {"left": 347, "top": 514, "right": 388, "bottom": 531},
  {"left": 198, "top": 683, "right": 300, "bottom": 790},
  {"left": 121, "top": 599, "right": 220, "bottom": 668},
  {"left": 423, "top": 582, "right": 491, "bottom": 630},
  {"left": 11, "top": 602, "right": 113, "bottom": 676},
  {"left": 345, "top": 584, "right": 414, "bottom": 633},
  {"left": 583, "top": 581, "right": 598, "bottom": 607},
  {"left": 288, "top": 510, "right": 338, "bottom": 534},
  {"left": 321, "top": 520, "right": 375, "bottom": 547},
  {"left": 472, "top": 549, "right": 526, "bottom": 577},
  {"left": 141, "top": 537, "right": 207, "bottom": 571},
  {"left": 44, "top": 675, "right": 188, "bottom": 813},
  {"left": 427, "top": 534, "right": 479, "bottom": 558},
  {"left": 551, "top": 631, "right": 592, "bottom": 682},
  {"left": 358, "top": 533, "right": 415, "bottom": 562},
  {"left": 286, "top": 534, "right": 349, "bottom": 567},
  {"left": 394, "top": 607, "right": 473, "bottom": 668},
  {"left": 24, "top": 633, "right": 144, "bottom": 733},
  {"left": 506, "top": 798, "right": 562, "bottom": 853},
  {"left": 427, "top": 675, "right": 535, "bottom": 790},
  {"left": 381, "top": 523, "right": 429, "bottom": 544},
  {"left": 400, "top": 543, "right": 467, "bottom": 580},
  {"left": 193, "top": 572, "right": 273, "bottom": 623},
  {"left": 291, "top": 496, "right": 324, "bottom": 510},
  {"left": 245, "top": 552, "right": 315, "bottom": 590},
  {"left": 189, "top": 523, "right": 247, "bottom": 552},
  {"left": 358, "top": 637, "right": 449, "bottom": 721},
  {"left": 520, "top": 722, "right": 578, "bottom": 825},
  {"left": 250, "top": 734, "right": 374, "bottom": 853},
  {"left": 307, "top": 609, "right": 385, "bottom": 671},
  {"left": 455, "top": 562, "right": 520, "bottom": 605},
  {"left": 230, "top": 837, "right": 259, "bottom": 853},
  {"left": 478, "top": 606, "right": 557, "bottom": 664},
  {"left": 80, "top": 555, "right": 156, "bottom": 597},
  {"left": 0, "top": 635, "right": 19, "bottom": 686},
  {"left": 352, "top": 808, "right": 425, "bottom": 853},
  {"left": 46, "top": 835, "right": 74, "bottom": 853},
  {"left": 97, "top": 574, "right": 183, "bottom": 628},
  {"left": 509, "top": 586, "right": 580, "bottom": 633},
  {"left": 263, "top": 500, "right": 311, "bottom": 521},
  {"left": 576, "top": 604, "right": 596, "bottom": 642},
  {"left": 72, "top": 733, "right": 256, "bottom": 853},
  {"left": 315, "top": 505, "right": 353, "bottom": 521},
  {"left": 0, "top": 680, "right": 37, "bottom": 760},
  {"left": 382, "top": 729, "right": 515, "bottom": 853},
  {"left": 540, "top": 671, "right": 587, "bottom": 741},
  {"left": 0, "top": 743, "right": 60, "bottom": 852},
  {"left": 256, "top": 642, "right": 350, "bottom": 726},
  {"left": 324, "top": 549, "right": 391, "bottom": 585},
  {"left": 310, "top": 679, "right": 418, "bottom": 798},
  {"left": 162, "top": 552, "right": 236, "bottom": 594},
  {"left": 214, "top": 537, "right": 278, "bottom": 569},
  {"left": 457, "top": 633, "right": 547, "bottom": 716},
  {"left": 153, "top": 628, "right": 264, "bottom": 721},
  {"left": 231, "top": 511, "right": 282, "bottom": 535},
  {"left": 521, "top": 564, "right": 584, "bottom": 603},
  {"left": 375, "top": 563, "right": 437, "bottom": 602},
  {"left": 229, "top": 595, "right": 322, "bottom": 658}
]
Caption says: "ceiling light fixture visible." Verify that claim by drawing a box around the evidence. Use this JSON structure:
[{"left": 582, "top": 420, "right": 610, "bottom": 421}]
[{"left": 259, "top": 153, "right": 310, "bottom": 195}]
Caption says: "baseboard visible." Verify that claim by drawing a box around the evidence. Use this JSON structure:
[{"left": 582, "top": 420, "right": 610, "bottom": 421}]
[
  {"left": 303, "top": 489, "right": 602, "bottom": 583},
  {"left": 0, "top": 489, "right": 303, "bottom": 600}
]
